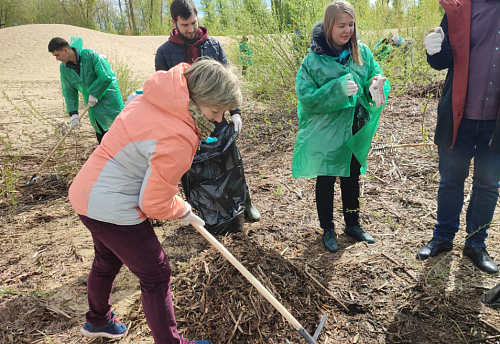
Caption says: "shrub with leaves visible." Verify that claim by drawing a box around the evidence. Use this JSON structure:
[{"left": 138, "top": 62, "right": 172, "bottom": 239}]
[{"left": 106, "top": 52, "right": 144, "bottom": 102}]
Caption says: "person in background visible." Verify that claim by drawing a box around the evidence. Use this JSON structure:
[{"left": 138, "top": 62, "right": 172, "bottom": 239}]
[
  {"left": 68, "top": 59, "right": 241, "bottom": 344},
  {"left": 373, "top": 34, "right": 405, "bottom": 61},
  {"left": 155, "top": 0, "right": 261, "bottom": 222},
  {"left": 292, "top": 1, "right": 390, "bottom": 253},
  {"left": 238, "top": 36, "right": 253, "bottom": 75},
  {"left": 417, "top": 0, "right": 500, "bottom": 275},
  {"left": 48, "top": 36, "right": 123, "bottom": 144}
]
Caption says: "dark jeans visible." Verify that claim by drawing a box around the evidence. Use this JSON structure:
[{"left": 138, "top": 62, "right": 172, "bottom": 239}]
[
  {"left": 79, "top": 215, "right": 180, "bottom": 344},
  {"left": 433, "top": 119, "right": 500, "bottom": 247},
  {"left": 316, "top": 156, "right": 361, "bottom": 230}
]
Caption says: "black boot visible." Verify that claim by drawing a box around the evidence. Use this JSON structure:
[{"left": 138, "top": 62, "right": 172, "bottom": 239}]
[
  {"left": 323, "top": 227, "right": 338, "bottom": 253},
  {"left": 463, "top": 247, "right": 499, "bottom": 275},
  {"left": 417, "top": 238, "right": 453, "bottom": 260},
  {"left": 244, "top": 189, "right": 261, "bottom": 222},
  {"left": 344, "top": 224, "right": 375, "bottom": 244}
]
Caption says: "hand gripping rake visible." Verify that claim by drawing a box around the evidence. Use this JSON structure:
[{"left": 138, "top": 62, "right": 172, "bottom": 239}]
[
  {"left": 27, "top": 105, "right": 91, "bottom": 186},
  {"left": 191, "top": 222, "right": 328, "bottom": 343}
]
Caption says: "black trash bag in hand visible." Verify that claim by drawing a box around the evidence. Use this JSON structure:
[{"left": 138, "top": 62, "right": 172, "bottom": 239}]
[{"left": 181, "top": 122, "right": 246, "bottom": 235}]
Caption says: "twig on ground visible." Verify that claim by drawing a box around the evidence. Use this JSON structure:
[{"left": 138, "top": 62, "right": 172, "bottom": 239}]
[
  {"left": 480, "top": 318, "right": 500, "bottom": 333},
  {"left": 469, "top": 334, "right": 500, "bottom": 343},
  {"left": 381, "top": 252, "right": 418, "bottom": 282},
  {"left": 227, "top": 312, "right": 244, "bottom": 343},
  {"left": 304, "top": 265, "right": 350, "bottom": 313},
  {"left": 449, "top": 317, "right": 469, "bottom": 344}
]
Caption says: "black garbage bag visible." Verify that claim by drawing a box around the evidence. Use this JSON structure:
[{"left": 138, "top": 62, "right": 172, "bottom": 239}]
[
  {"left": 181, "top": 122, "right": 246, "bottom": 235},
  {"left": 481, "top": 282, "right": 500, "bottom": 308}
]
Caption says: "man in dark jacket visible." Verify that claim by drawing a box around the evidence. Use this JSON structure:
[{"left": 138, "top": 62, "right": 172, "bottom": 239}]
[
  {"left": 155, "top": 0, "right": 260, "bottom": 222},
  {"left": 417, "top": 0, "right": 500, "bottom": 275}
]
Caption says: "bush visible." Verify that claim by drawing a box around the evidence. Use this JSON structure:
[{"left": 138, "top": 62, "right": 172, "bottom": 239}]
[
  {"left": 223, "top": 0, "right": 444, "bottom": 112},
  {"left": 106, "top": 52, "right": 144, "bottom": 102}
]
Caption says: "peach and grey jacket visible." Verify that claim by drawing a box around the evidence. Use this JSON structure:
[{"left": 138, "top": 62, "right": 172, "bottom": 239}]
[{"left": 69, "top": 63, "right": 199, "bottom": 225}]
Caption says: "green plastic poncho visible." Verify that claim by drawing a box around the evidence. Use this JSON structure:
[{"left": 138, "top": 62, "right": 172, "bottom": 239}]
[
  {"left": 373, "top": 39, "right": 392, "bottom": 61},
  {"left": 238, "top": 42, "right": 253, "bottom": 67},
  {"left": 60, "top": 36, "right": 124, "bottom": 134},
  {"left": 292, "top": 43, "right": 390, "bottom": 179},
  {"left": 373, "top": 37, "right": 406, "bottom": 61}
]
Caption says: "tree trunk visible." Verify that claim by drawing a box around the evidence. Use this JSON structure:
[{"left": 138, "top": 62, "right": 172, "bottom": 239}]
[
  {"left": 129, "top": 0, "right": 137, "bottom": 34},
  {"left": 118, "top": 0, "right": 126, "bottom": 33},
  {"left": 123, "top": 0, "right": 133, "bottom": 33}
]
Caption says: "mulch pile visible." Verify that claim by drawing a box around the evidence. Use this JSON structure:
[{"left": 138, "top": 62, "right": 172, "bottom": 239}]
[{"left": 126, "top": 232, "right": 342, "bottom": 343}]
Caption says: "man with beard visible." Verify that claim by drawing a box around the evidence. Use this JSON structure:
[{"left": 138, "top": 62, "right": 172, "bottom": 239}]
[{"left": 154, "top": 0, "right": 261, "bottom": 222}]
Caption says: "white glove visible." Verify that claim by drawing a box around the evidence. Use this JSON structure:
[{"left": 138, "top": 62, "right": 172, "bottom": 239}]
[
  {"left": 232, "top": 114, "right": 242, "bottom": 132},
  {"left": 369, "top": 75, "right": 387, "bottom": 108},
  {"left": 424, "top": 27, "right": 444, "bottom": 56},
  {"left": 178, "top": 202, "right": 205, "bottom": 226},
  {"left": 70, "top": 114, "right": 81, "bottom": 129},
  {"left": 88, "top": 95, "right": 98, "bottom": 107},
  {"left": 347, "top": 74, "right": 358, "bottom": 97}
]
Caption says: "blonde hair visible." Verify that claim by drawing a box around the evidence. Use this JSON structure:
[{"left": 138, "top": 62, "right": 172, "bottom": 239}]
[
  {"left": 184, "top": 59, "right": 242, "bottom": 111},
  {"left": 323, "top": 1, "right": 362, "bottom": 65}
]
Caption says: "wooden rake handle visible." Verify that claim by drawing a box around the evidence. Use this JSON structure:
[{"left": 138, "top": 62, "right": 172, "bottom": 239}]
[
  {"left": 34, "top": 105, "right": 91, "bottom": 177},
  {"left": 191, "top": 222, "right": 321, "bottom": 343}
]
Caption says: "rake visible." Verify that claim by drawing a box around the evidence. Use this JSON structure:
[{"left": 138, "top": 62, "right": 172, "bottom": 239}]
[
  {"left": 191, "top": 222, "right": 328, "bottom": 343},
  {"left": 26, "top": 105, "right": 90, "bottom": 186}
]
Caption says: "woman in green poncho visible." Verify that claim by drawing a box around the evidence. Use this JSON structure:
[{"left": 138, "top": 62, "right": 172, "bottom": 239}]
[{"left": 292, "top": 1, "right": 390, "bottom": 253}]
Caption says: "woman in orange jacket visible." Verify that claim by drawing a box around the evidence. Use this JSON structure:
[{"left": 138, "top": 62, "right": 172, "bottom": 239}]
[{"left": 68, "top": 59, "right": 241, "bottom": 344}]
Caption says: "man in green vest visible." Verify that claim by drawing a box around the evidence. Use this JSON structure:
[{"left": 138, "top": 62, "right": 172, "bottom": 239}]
[{"left": 48, "top": 37, "right": 124, "bottom": 144}]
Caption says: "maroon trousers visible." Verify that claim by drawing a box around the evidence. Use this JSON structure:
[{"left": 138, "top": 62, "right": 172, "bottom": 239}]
[{"left": 79, "top": 215, "right": 180, "bottom": 344}]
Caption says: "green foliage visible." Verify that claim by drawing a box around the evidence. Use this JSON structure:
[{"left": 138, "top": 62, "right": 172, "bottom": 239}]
[
  {"left": 106, "top": 53, "right": 144, "bottom": 102},
  {"left": 0, "top": 131, "right": 21, "bottom": 212},
  {"left": 3, "top": 0, "right": 445, "bottom": 114},
  {"left": 0, "top": 0, "right": 172, "bottom": 35},
  {"left": 222, "top": 0, "right": 443, "bottom": 112}
]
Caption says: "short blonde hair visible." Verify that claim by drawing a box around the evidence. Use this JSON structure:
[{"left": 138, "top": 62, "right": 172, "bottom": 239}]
[
  {"left": 184, "top": 59, "right": 242, "bottom": 111},
  {"left": 323, "top": 1, "right": 362, "bottom": 65}
]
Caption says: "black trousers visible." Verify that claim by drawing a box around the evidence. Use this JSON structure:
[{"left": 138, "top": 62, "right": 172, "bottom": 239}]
[
  {"left": 95, "top": 120, "right": 107, "bottom": 145},
  {"left": 315, "top": 106, "right": 367, "bottom": 230},
  {"left": 315, "top": 156, "right": 361, "bottom": 230}
]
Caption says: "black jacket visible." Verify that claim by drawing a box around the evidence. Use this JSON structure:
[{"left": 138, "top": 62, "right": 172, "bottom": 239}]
[
  {"left": 155, "top": 28, "right": 239, "bottom": 116},
  {"left": 428, "top": 4, "right": 500, "bottom": 152}
]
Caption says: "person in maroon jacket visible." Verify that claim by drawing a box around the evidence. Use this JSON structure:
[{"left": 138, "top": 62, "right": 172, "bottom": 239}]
[
  {"left": 417, "top": 0, "right": 500, "bottom": 275},
  {"left": 155, "top": 0, "right": 261, "bottom": 223}
]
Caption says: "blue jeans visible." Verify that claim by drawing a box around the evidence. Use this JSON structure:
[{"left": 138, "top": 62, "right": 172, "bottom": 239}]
[{"left": 433, "top": 119, "right": 500, "bottom": 247}]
